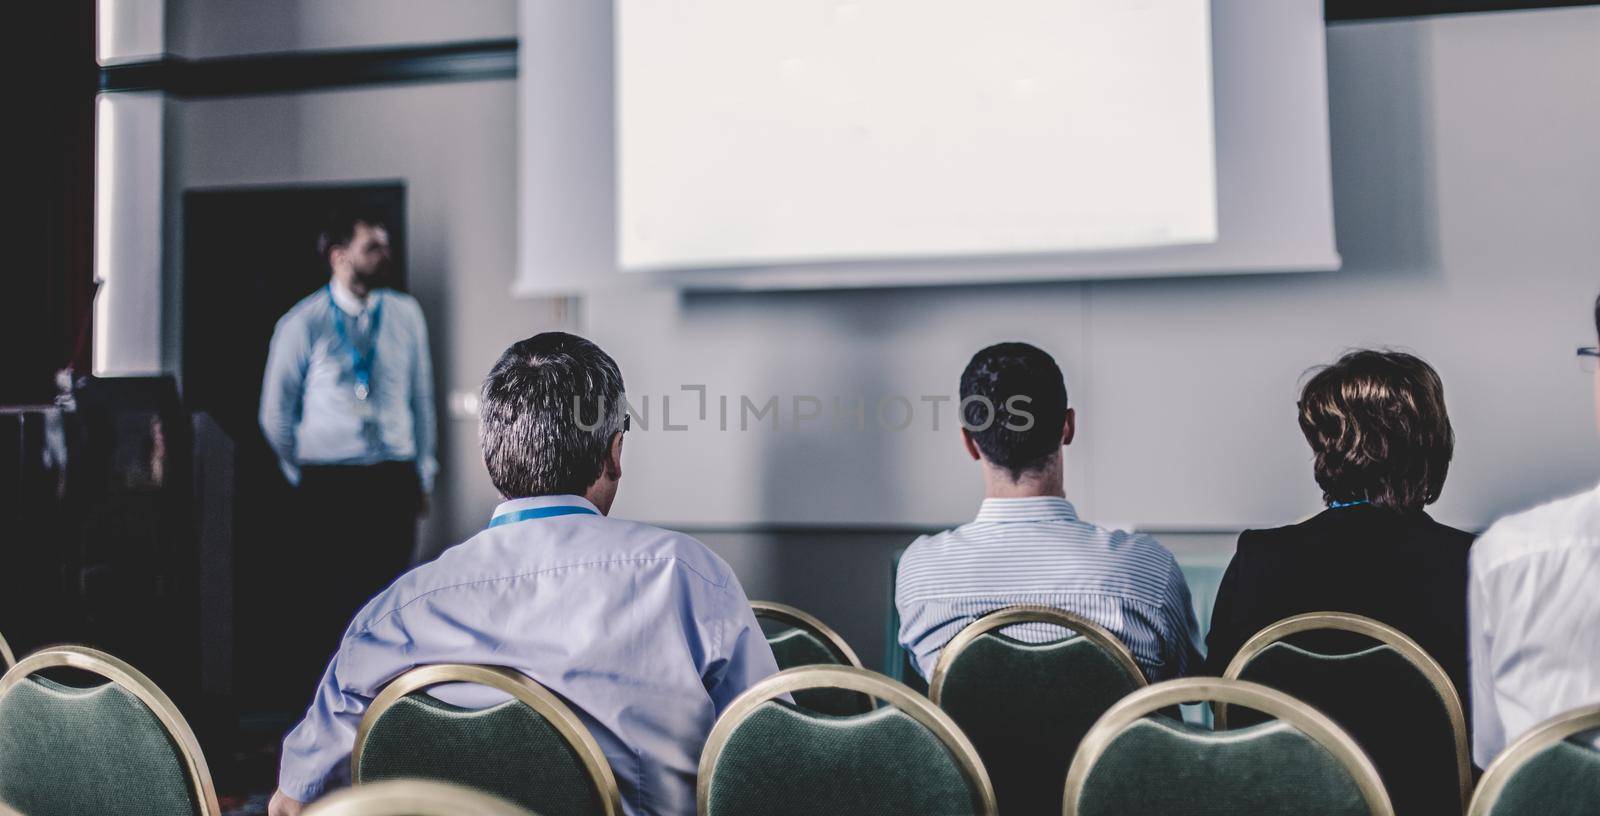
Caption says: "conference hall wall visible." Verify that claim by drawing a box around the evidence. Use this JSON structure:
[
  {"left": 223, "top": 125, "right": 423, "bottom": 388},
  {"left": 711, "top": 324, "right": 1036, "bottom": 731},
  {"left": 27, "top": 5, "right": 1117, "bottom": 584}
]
[{"left": 159, "top": 6, "right": 1597, "bottom": 662}]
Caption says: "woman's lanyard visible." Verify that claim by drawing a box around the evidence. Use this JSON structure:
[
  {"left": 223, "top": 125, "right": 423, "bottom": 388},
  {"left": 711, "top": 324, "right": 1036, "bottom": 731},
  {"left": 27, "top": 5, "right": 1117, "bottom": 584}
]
[{"left": 328, "top": 284, "right": 383, "bottom": 401}]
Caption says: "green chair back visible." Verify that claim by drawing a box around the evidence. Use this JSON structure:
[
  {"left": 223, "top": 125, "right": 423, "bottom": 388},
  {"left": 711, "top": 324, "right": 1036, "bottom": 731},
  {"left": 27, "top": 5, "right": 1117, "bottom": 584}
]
[
  {"left": 1222, "top": 613, "right": 1470, "bottom": 816},
  {"left": 699, "top": 665, "right": 997, "bottom": 816},
  {"left": 1065, "top": 678, "right": 1393, "bottom": 816},
  {"left": 1468, "top": 705, "right": 1600, "bottom": 816},
  {"left": 0, "top": 646, "right": 220, "bottom": 816},
  {"left": 304, "top": 779, "right": 540, "bottom": 816},
  {"left": 929, "top": 607, "right": 1145, "bottom": 816},
  {"left": 752, "top": 602, "right": 873, "bottom": 717},
  {"left": 354, "top": 665, "right": 621, "bottom": 816}
]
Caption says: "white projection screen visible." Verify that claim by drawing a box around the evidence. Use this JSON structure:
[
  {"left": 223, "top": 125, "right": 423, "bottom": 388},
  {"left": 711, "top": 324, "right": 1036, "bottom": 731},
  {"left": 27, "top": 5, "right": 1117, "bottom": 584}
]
[
  {"left": 616, "top": 0, "right": 1218, "bottom": 272},
  {"left": 515, "top": 0, "right": 1338, "bottom": 294}
]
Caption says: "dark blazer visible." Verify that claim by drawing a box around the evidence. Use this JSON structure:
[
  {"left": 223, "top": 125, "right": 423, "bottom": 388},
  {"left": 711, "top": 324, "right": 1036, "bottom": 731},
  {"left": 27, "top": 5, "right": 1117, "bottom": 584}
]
[{"left": 1203, "top": 504, "right": 1474, "bottom": 700}]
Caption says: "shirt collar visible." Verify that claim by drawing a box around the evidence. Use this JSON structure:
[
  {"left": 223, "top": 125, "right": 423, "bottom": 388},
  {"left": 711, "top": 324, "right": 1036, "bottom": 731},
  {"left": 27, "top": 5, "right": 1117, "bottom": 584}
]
[
  {"left": 329, "top": 278, "right": 373, "bottom": 316},
  {"left": 973, "top": 496, "right": 1079, "bottom": 523},
  {"left": 490, "top": 494, "right": 601, "bottom": 526}
]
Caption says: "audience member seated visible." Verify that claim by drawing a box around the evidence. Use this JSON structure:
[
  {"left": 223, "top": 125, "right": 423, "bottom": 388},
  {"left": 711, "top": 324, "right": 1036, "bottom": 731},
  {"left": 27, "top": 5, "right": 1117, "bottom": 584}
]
[
  {"left": 1468, "top": 292, "right": 1600, "bottom": 768},
  {"left": 896, "top": 342, "right": 1202, "bottom": 683},
  {"left": 267, "top": 333, "right": 781, "bottom": 816},
  {"left": 1203, "top": 350, "right": 1474, "bottom": 698}
]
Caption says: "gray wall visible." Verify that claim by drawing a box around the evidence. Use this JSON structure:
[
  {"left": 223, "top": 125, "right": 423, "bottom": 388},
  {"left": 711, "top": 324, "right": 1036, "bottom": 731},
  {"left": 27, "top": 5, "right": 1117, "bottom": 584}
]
[
  {"left": 165, "top": 7, "right": 1600, "bottom": 661},
  {"left": 586, "top": 7, "right": 1599, "bottom": 533}
]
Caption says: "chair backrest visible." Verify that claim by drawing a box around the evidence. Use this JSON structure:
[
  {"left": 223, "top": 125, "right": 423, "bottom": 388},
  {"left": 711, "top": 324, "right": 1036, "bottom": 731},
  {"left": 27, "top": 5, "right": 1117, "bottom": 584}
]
[
  {"left": 353, "top": 665, "right": 621, "bottom": 816},
  {"left": 0, "top": 629, "right": 14, "bottom": 670},
  {"left": 1219, "top": 612, "right": 1470, "bottom": 815},
  {"left": 927, "top": 605, "right": 1145, "bottom": 816},
  {"left": 698, "top": 665, "right": 997, "bottom": 816},
  {"left": 0, "top": 645, "right": 221, "bottom": 816},
  {"left": 1468, "top": 704, "right": 1600, "bottom": 816},
  {"left": 750, "top": 601, "right": 873, "bottom": 716},
  {"left": 1064, "top": 678, "right": 1393, "bottom": 816},
  {"left": 306, "top": 779, "right": 540, "bottom": 816}
]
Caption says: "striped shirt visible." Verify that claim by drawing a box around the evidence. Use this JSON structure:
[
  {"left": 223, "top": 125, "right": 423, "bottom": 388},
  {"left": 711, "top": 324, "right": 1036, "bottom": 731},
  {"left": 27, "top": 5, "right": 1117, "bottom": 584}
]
[{"left": 896, "top": 496, "right": 1203, "bottom": 682}]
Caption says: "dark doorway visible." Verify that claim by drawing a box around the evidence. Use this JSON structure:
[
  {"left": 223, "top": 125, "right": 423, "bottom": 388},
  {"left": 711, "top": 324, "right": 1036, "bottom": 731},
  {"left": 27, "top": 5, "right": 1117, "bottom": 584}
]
[{"left": 182, "top": 182, "right": 405, "bottom": 717}]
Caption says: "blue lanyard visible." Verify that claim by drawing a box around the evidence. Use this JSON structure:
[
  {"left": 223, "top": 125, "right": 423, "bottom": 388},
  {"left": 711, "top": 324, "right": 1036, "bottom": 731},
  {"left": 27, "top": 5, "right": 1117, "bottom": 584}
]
[
  {"left": 488, "top": 505, "right": 599, "bottom": 528},
  {"left": 1329, "top": 499, "right": 1370, "bottom": 509},
  {"left": 328, "top": 285, "right": 383, "bottom": 400}
]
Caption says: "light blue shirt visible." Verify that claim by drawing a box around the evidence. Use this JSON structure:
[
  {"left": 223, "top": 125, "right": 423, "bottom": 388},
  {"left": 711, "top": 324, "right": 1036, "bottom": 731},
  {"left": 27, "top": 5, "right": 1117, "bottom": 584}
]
[
  {"left": 897, "top": 496, "right": 1203, "bottom": 682},
  {"left": 260, "top": 282, "right": 437, "bottom": 492},
  {"left": 277, "top": 495, "right": 781, "bottom": 814}
]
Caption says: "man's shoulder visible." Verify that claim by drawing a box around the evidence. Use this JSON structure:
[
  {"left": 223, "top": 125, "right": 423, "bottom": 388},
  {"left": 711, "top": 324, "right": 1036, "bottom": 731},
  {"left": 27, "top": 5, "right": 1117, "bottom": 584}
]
[
  {"left": 275, "top": 289, "right": 331, "bottom": 330},
  {"left": 898, "top": 517, "right": 1179, "bottom": 582},
  {"left": 379, "top": 289, "right": 425, "bottom": 316},
  {"left": 1475, "top": 485, "right": 1600, "bottom": 570},
  {"left": 358, "top": 518, "right": 736, "bottom": 626},
  {"left": 600, "top": 515, "right": 737, "bottom": 589}
]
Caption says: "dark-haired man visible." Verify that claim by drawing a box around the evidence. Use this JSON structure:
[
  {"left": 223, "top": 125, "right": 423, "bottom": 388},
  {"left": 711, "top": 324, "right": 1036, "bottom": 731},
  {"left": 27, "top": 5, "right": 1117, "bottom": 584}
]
[
  {"left": 1468, "top": 294, "right": 1600, "bottom": 767},
  {"left": 268, "top": 332, "right": 779, "bottom": 816},
  {"left": 896, "top": 342, "right": 1201, "bottom": 683},
  {"left": 260, "top": 212, "right": 436, "bottom": 687}
]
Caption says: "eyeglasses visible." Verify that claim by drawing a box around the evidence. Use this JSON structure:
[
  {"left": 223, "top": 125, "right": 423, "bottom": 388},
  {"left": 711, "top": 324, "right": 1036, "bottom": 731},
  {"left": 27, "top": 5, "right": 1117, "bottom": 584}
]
[{"left": 1580, "top": 346, "right": 1599, "bottom": 373}]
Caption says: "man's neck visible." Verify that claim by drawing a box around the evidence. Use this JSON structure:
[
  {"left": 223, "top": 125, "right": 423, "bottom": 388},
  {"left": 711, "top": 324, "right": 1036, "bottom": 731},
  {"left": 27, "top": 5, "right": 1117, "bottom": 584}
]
[
  {"left": 981, "top": 465, "right": 1065, "bottom": 499},
  {"left": 329, "top": 275, "right": 372, "bottom": 312}
]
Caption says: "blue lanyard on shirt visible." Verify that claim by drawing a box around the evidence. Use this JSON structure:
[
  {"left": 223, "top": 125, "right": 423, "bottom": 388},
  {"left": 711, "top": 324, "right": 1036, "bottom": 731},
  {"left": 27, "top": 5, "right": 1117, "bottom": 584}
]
[
  {"left": 1329, "top": 499, "right": 1370, "bottom": 509},
  {"left": 488, "top": 505, "right": 600, "bottom": 528},
  {"left": 328, "top": 285, "right": 383, "bottom": 400}
]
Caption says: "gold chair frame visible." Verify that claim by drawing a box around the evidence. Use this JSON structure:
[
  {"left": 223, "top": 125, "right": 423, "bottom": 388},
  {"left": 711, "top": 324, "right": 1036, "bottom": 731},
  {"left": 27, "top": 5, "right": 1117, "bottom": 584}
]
[
  {"left": 305, "top": 779, "right": 538, "bottom": 816},
  {"left": 1218, "top": 611, "right": 1471, "bottom": 811},
  {"left": 749, "top": 601, "right": 864, "bottom": 669},
  {"left": 0, "top": 629, "right": 14, "bottom": 670},
  {"left": 352, "top": 664, "right": 623, "bottom": 816},
  {"left": 697, "top": 665, "right": 999, "bottom": 816},
  {"left": 1466, "top": 702, "right": 1600, "bottom": 816},
  {"left": 927, "top": 604, "right": 1146, "bottom": 706},
  {"left": 0, "top": 645, "right": 222, "bottom": 816},
  {"left": 1062, "top": 677, "right": 1394, "bottom": 816}
]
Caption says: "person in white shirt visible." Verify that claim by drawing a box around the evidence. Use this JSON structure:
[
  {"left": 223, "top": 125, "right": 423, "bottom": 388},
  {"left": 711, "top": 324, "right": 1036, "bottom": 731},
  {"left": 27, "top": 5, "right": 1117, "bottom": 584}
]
[{"left": 1467, "top": 291, "right": 1600, "bottom": 768}]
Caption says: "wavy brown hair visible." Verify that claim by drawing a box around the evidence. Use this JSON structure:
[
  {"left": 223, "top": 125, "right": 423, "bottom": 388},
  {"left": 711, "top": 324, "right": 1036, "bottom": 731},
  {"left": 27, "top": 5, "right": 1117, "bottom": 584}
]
[{"left": 1298, "top": 350, "right": 1454, "bottom": 512}]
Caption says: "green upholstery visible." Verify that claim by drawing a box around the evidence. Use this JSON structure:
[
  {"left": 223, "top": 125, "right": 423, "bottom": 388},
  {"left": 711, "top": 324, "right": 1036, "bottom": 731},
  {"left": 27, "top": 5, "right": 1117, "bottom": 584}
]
[
  {"left": 758, "top": 619, "right": 873, "bottom": 716},
  {"left": 938, "top": 633, "right": 1141, "bottom": 816},
  {"left": 1233, "top": 641, "right": 1458, "bottom": 816},
  {"left": 1075, "top": 714, "right": 1371, "bottom": 816},
  {"left": 704, "top": 700, "right": 986, "bottom": 816},
  {"left": 1486, "top": 734, "right": 1600, "bottom": 816},
  {"left": 0, "top": 675, "right": 200, "bottom": 816},
  {"left": 359, "top": 692, "right": 603, "bottom": 816}
]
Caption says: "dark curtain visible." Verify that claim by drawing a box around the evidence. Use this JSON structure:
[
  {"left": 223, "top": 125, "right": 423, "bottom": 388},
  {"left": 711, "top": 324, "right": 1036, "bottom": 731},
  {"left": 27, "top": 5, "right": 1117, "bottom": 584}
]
[{"left": 2, "top": 0, "right": 96, "bottom": 404}]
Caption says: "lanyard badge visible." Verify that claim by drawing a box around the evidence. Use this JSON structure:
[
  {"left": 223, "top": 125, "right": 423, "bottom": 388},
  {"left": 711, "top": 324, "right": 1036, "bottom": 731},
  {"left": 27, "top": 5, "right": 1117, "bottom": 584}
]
[{"left": 328, "top": 285, "right": 383, "bottom": 402}]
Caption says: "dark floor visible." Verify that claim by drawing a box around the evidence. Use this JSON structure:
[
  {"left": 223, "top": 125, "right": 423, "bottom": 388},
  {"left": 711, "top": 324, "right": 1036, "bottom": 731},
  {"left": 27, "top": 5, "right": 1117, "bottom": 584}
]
[{"left": 216, "top": 715, "right": 294, "bottom": 816}]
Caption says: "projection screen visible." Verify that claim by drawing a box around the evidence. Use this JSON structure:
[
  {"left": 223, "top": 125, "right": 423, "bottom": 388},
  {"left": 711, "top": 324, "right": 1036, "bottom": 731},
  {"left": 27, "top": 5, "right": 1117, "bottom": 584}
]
[
  {"left": 617, "top": 0, "right": 1218, "bottom": 272},
  {"left": 515, "top": 0, "right": 1337, "bottom": 293}
]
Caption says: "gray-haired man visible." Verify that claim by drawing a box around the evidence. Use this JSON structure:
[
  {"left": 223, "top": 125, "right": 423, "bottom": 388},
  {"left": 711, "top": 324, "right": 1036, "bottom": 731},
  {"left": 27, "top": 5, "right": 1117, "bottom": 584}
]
[{"left": 269, "top": 332, "right": 780, "bottom": 816}]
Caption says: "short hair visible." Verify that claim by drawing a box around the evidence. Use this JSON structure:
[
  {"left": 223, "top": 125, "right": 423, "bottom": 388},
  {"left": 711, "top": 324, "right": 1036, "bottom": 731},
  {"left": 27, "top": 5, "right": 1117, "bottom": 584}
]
[
  {"left": 480, "top": 332, "right": 626, "bottom": 499},
  {"left": 316, "top": 208, "right": 388, "bottom": 265},
  {"left": 959, "top": 342, "right": 1069, "bottom": 480},
  {"left": 1298, "top": 350, "right": 1453, "bottom": 512}
]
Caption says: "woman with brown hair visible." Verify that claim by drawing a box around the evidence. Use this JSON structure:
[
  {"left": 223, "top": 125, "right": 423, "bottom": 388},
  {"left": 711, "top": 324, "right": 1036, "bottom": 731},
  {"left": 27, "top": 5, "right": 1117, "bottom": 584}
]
[{"left": 1203, "top": 350, "right": 1474, "bottom": 695}]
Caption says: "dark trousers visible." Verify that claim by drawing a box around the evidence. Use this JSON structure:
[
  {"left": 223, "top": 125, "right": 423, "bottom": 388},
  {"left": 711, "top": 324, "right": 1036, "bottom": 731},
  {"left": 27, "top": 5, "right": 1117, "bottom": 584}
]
[{"left": 284, "top": 460, "right": 420, "bottom": 696}]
